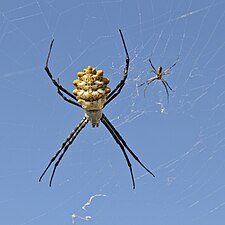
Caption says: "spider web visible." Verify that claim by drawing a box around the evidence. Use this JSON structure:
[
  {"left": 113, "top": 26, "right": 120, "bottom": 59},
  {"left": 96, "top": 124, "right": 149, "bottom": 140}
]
[{"left": 1, "top": 0, "right": 225, "bottom": 225}]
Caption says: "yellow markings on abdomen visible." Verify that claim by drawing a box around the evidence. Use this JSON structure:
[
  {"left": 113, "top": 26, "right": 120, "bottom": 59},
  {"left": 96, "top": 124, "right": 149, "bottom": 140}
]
[{"left": 73, "top": 66, "right": 111, "bottom": 110}]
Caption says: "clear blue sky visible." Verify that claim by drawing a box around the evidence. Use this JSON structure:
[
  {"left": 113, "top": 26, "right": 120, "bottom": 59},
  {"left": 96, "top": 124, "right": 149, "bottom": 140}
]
[{"left": 1, "top": 0, "right": 225, "bottom": 224}]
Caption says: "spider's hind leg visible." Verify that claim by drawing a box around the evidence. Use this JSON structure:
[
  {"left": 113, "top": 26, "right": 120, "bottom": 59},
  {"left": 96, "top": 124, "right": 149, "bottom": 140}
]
[
  {"left": 161, "top": 78, "right": 174, "bottom": 103},
  {"left": 101, "top": 114, "right": 135, "bottom": 189},
  {"left": 39, "top": 117, "right": 88, "bottom": 186},
  {"left": 101, "top": 113, "right": 155, "bottom": 189},
  {"left": 39, "top": 129, "right": 76, "bottom": 183}
]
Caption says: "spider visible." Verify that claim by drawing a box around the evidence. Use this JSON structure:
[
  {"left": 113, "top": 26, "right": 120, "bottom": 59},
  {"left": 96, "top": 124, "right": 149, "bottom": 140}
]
[
  {"left": 39, "top": 30, "right": 155, "bottom": 189},
  {"left": 139, "top": 58, "right": 177, "bottom": 102}
]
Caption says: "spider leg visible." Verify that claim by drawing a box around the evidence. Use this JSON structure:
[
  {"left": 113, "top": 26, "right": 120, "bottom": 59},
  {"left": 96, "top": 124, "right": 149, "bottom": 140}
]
[
  {"left": 149, "top": 58, "right": 157, "bottom": 73},
  {"left": 39, "top": 117, "right": 88, "bottom": 186},
  {"left": 57, "top": 78, "right": 81, "bottom": 107},
  {"left": 49, "top": 118, "right": 88, "bottom": 186},
  {"left": 45, "top": 39, "right": 81, "bottom": 107},
  {"left": 104, "top": 29, "right": 129, "bottom": 107},
  {"left": 101, "top": 115, "right": 135, "bottom": 189},
  {"left": 143, "top": 77, "right": 157, "bottom": 97},
  {"left": 163, "top": 60, "right": 178, "bottom": 74},
  {"left": 138, "top": 82, "right": 146, "bottom": 88},
  {"left": 101, "top": 114, "right": 155, "bottom": 188},
  {"left": 102, "top": 114, "right": 155, "bottom": 177},
  {"left": 161, "top": 80, "right": 170, "bottom": 103},
  {"left": 162, "top": 78, "right": 173, "bottom": 91},
  {"left": 151, "top": 70, "right": 157, "bottom": 75},
  {"left": 138, "top": 75, "right": 157, "bottom": 88},
  {"left": 39, "top": 127, "right": 77, "bottom": 183},
  {"left": 48, "top": 117, "right": 88, "bottom": 186}
]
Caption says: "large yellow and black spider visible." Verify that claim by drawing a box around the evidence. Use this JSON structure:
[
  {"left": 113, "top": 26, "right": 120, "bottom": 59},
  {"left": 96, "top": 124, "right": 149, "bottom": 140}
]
[
  {"left": 139, "top": 58, "right": 177, "bottom": 102},
  {"left": 39, "top": 30, "right": 155, "bottom": 189}
]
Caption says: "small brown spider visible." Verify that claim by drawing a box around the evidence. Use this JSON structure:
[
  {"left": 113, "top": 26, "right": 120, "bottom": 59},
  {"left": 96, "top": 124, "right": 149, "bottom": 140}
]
[{"left": 139, "top": 58, "right": 177, "bottom": 102}]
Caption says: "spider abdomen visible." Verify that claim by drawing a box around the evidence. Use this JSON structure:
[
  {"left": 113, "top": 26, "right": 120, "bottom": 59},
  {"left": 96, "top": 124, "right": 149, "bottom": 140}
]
[{"left": 73, "top": 66, "right": 111, "bottom": 110}]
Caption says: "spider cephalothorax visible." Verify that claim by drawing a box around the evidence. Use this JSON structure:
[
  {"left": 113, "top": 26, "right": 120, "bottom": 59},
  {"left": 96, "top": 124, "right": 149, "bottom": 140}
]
[{"left": 39, "top": 30, "right": 155, "bottom": 189}]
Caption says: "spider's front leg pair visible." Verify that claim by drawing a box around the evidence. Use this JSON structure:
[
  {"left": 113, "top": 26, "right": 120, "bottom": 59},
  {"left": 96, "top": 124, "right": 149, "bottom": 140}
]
[
  {"left": 44, "top": 39, "right": 82, "bottom": 108},
  {"left": 104, "top": 30, "right": 129, "bottom": 106}
]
